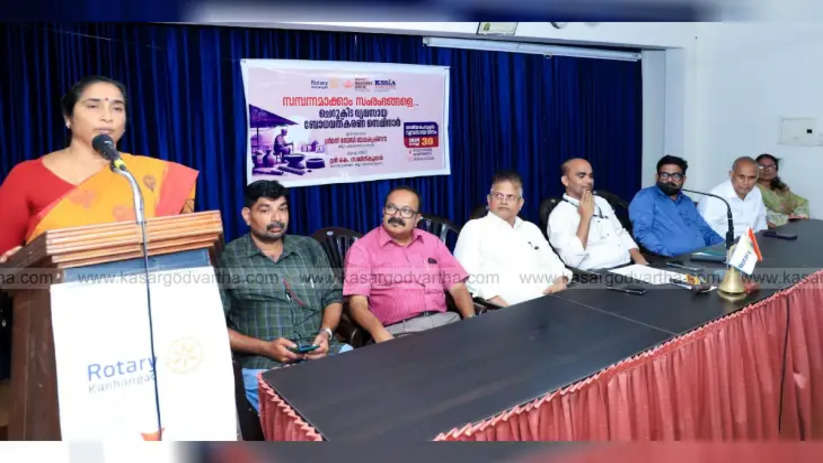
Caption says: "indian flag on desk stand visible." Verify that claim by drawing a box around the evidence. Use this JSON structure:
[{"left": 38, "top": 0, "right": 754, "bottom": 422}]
[{"left": 728, "top": 227, "right": 763, "bottom": 275}]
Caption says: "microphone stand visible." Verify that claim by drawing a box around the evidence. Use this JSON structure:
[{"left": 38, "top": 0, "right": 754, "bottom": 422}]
[
  {"left": 682, "top": 188, "right": 745, "bottom": 298},
  {"left": 110, "top": 161, "right": 163, "bottom": 440},
  {"left": 111, "top": 166, "right": 145, "bottom": 223},
  {"left": 682, "top": 188, "right": 734, "bottom": 250}
]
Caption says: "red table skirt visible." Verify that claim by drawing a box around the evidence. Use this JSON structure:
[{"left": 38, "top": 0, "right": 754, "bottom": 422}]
[
  {"left": 260, "top": 270, "right": 823, "bottom": 441},
  {"left": 259, "top": 375, "right": 322, "bottom": 441}
]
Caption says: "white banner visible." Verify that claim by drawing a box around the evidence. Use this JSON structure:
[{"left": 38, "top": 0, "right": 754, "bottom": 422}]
[
  {"left": 240, "top": 59, "right": 451, "bottom": 187},
  {"left": 50, "top": 266, "right": 236, "bottom": 440}
]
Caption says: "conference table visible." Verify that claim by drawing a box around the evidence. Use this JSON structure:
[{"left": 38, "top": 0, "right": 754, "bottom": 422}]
[{"left": 259, "top": 219, "right": 823, "bottom": 441}]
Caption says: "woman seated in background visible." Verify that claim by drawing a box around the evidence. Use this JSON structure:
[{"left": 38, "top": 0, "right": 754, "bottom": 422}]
[
  {"left": 0, "top": 75, "right": 198, "bottom": 263},
  {"left": 755, "top": 153, "right": 809, "bottom": 228}
]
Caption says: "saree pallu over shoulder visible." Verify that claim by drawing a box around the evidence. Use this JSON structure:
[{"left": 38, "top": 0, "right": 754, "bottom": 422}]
[{"left": 25, "top": 153, "right": 198, "bottom": 243}]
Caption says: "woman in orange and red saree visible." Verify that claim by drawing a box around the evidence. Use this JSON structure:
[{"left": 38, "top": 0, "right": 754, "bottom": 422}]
[{"left": 0, "top": 76, "right": 198, "bottom": 263}]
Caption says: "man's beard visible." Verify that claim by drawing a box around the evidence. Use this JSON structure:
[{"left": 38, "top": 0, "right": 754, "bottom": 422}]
[{"left": 656, "top": 181, "right": 681, "bottom": 196}]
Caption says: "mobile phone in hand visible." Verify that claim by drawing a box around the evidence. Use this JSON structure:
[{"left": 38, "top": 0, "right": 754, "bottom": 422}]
[{"left": 290, "top": 344, "right": 319, "bottom": 354}]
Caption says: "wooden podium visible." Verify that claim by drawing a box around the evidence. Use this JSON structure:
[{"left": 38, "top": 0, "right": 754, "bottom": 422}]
[{"left": 0, "top": 211, "right": 223, "bottom": 440}]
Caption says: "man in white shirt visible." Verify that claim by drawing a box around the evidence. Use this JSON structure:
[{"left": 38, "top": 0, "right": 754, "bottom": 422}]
[
  {"left": 454, "top": 170, "right": 572, "bottom": 307},
  {"left": 548, "top": 158, "right": 648, "bottom": 270},
  {"left": 697, "top": 156, "right": 767, "bottom": 239}
]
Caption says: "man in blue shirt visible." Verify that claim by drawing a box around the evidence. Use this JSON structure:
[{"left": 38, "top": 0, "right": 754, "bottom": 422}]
[{"left": 629, "top": 155, "right": 723, "bottom": 256}]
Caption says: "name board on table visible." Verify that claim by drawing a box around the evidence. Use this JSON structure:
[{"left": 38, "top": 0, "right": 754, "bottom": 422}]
[{"left": 728, "top": 227, "right": 763, "bottom": 275}]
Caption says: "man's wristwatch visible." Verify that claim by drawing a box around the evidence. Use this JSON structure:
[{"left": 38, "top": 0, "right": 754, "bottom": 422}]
[{"left": 321, "top": 327, "right": 333, "bottom": 342}]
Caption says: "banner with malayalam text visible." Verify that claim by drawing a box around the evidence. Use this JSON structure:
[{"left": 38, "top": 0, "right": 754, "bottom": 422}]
[{"left": 240, "top": 59, "right": 451, "bottom": 187}]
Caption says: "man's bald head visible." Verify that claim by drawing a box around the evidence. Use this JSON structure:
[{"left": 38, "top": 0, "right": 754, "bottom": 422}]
[
  {"left": 732, "top": 156, "right": 757, "bottom": 173},
  {"left": 561, "top": 158, "right": 591, "bottom": 176},
  {"left": 729, "top": 156, "right": 759, "bottom": 199},
  {"left": 560, "top": 158, "right": 594, "bottom": 199}
]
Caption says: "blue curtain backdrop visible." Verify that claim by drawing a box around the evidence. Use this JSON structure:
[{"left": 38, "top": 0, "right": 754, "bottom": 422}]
[{"left": 0, "top": 23, "right": 642, "bottom": 241}]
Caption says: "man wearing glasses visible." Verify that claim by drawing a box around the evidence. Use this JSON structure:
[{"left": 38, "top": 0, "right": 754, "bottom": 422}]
[
  {"left": 697, "top": 156, "right": 767, "bottom": 239},
  {"left": 629, "top": 155, "right": 723, "bottom": 256},
  {"left": 454, "top": 170, "right": 571, "bottom": 307},
  {"left": 548, "top": 158, "right": 648, "bottom": 270},
  {"left": 343, "top": 186, "right": 475, "bottom": 342}
]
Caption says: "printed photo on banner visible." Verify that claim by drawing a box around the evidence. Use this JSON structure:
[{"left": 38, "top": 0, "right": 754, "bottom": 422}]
[{"left": 240, "top": 59, "right": 451, "bottom": 187}]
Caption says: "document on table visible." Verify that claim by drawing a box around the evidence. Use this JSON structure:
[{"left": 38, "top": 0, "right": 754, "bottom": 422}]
[{"left": 608, "top": 264, "right": 688, "bottom": 286}]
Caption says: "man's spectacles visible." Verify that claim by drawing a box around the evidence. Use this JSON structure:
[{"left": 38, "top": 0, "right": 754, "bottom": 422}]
[
  {"left": 658, "top": 172, "right": 684, "bottom": 181},
  {"left": 758, "top": 164, "right": 777, "bottom": 171},
  {"left": 384, "top": 204, "right": 418, "bottom": 218},
  {"left": 489, "top": 192, "right": 521, "bottom": 202}
]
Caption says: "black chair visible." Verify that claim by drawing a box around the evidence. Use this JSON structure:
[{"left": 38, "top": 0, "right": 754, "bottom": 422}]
[
  {"left": 311, "top": 227, "right": 362, "bottom": 272},
  {"left": 593, "top": 189, "right": 633, "bottom": 233},
  {"left": 310, "top": 227, "right": 371, "bottom": 348},
  {"left": 538, "top": 197, "right": 562, "bottom": 241},
  {"left": 468, "top": 204, "right": 489, "bottom": 220},
  {"left": 417, "top": 214, "right": 460, "bottom": 252}
]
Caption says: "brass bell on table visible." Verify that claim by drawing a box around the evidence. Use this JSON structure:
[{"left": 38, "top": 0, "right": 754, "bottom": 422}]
[{"left": 717, "top": 244, "right": 746, "bottom": 301}]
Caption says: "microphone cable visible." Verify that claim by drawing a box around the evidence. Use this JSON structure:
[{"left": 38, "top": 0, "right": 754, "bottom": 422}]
[
  {"left": 137, "top": 214, "right": 163, "bottom": 441},
  {"left": 777, "top": 298, "right": 791, "bottom": 434}
]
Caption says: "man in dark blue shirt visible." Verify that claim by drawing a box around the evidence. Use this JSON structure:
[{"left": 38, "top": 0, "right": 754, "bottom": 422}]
[{"left": 629, "top": 155, "right": 723, "bottom": 256}]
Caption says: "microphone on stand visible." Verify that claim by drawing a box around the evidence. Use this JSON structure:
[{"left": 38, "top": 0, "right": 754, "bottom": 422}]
[
  {"left": 92, "top": 134, "right": 144, "bottom": 223},
  {"left": 92, "top": 134, "right": 128, "bottom": 171},
  {"left": 682, "top": 188, "right": 734, "bottom": 250},
  {"left": 91, "top": 133, "right": 162, "bottom": 440}
]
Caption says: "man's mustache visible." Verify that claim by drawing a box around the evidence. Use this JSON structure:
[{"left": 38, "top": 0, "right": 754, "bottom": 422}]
[
  {"left": 387, "top": 217, "right": 406, "bottom": 226},
  {"left": 266, "top": 221, "right": 286, "bottom": 231}
]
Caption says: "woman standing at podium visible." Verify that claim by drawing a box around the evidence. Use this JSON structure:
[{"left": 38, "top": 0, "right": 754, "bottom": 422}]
[{"left": 0, "top": 75, "right": 199, "bottom": 262}]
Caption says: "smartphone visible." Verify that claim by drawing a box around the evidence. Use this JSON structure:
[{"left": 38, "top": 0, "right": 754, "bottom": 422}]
[
  {"left": 762, "top": 230, "right": 798, "bottom": 240},
  {"left": 690, "top": 251, "right": 725, "bottom": 263},
  {"left": 606, "top": 285, "right": 647, "bottom": 295},
  {"left": 290, "top": 344, "right": 319, "bottom": 354},
  {"left": 665, "top": 260, "right": 701, "bottom": 272}
]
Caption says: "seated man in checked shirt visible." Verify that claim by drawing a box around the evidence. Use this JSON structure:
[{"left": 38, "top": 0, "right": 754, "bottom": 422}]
[
  {"left": 548, "top": 158, "right": 648, "bottom": 270},
  {"left": 343, "top": 186, "right": 476, "bottom": 343},
  {"left": 218, "top": 180, "right": 351, "bottom": 412}
]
